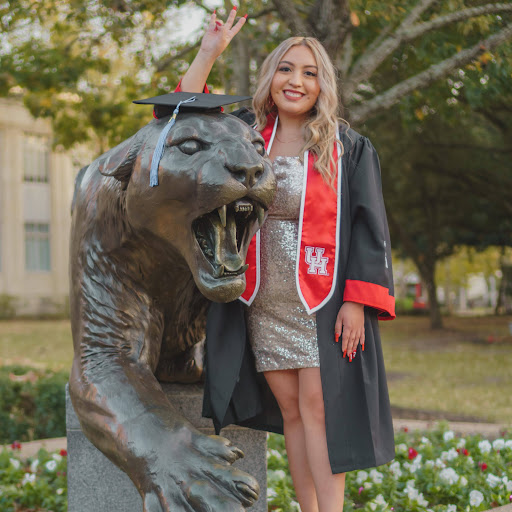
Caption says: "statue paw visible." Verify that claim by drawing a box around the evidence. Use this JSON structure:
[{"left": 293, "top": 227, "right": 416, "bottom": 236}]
[{"left": 141, "top": 430, "right": 259, "bottom": 511}]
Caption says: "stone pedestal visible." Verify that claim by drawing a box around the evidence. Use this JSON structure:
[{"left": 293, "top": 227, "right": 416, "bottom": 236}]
[{"left": 66, "top": 383, "right": 267, "bottom": 512}]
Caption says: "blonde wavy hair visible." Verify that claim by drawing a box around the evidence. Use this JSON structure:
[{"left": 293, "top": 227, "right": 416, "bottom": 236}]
[{"left": 253, "top": 37, "right": 348, "bottom": 185}]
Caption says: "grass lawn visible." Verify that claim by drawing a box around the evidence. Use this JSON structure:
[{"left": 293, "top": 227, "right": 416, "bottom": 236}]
[
  {"left": 0, "top": 320, "right": 73, "bottom": 371},
  {"left": 1, "top": 315, "right": 511, "bottom": 423},
  {"left": 380, "top": 314, "right": 512, "bottom": 424}
]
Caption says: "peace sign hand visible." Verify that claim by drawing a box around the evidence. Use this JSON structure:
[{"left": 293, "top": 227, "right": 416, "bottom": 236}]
[{"left": 200, "top": 8, "right": 247, "bottom": 60}]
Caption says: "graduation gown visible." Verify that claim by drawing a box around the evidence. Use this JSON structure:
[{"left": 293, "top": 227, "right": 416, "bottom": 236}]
[{"left": 202, "top": 109, "right": 396, "bottom": 474}]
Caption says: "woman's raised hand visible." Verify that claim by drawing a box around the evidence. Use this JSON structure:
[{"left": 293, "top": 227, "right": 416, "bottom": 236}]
[
  {"left": 200, "top": 8, "right": 247, "bottom": 59},
  {"left": 179, "top": 7, "right": 246, "bottom": 92}
]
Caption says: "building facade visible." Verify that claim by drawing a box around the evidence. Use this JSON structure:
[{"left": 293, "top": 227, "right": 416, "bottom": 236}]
[{"left": 0, "top": 98, "right": 81, "bottom": 314}]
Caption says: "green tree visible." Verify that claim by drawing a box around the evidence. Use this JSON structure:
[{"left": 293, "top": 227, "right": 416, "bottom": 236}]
[{"left": 2, "top": 1, "right": 512, "bottom": 146}]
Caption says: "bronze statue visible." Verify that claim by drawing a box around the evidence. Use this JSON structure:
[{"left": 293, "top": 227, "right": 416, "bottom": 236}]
[{"left": 69, "top": 110, "right": 276, "bottom": 511}]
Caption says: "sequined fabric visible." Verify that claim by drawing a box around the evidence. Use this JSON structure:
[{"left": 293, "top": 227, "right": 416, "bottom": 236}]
[{"left": 245, "top": 156, "right": 320, "bottom": 372}]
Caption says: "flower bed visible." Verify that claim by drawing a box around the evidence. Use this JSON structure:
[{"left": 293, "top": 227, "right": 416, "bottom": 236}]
[
  {"left": 0, "top": 444, "right": 67, "bottom": 511},
  {"left": 2, "top": 423, "right": 511, "bottom": 511},
  {"left": 268, "top": 423, "right": 512, "bottom": 511}
]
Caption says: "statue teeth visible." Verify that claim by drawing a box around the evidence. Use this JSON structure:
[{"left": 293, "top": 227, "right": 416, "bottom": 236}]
[
  {"left": 234, "top": 203, "right": 253, "bottom": 215},
  {"left": 256, "top": 204, "right": 265, "bottom": 227},
  {"left": 218, "top": 205, "right": 227, "bottom": 227}
]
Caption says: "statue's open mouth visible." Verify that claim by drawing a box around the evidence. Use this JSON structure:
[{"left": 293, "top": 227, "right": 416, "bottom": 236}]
[{"left": 192, "top": 199, "right": 264, "bottom": 279}]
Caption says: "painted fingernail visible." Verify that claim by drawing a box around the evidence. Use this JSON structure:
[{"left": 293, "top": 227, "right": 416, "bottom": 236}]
[
  {"left": 343, "top": 349, "right": 347, "bottom": 358},
  {"left": 244, "top": 14, "right": 248, "bottom": 19},
  {"left": 213, "top": 9, "right": 216, "bottom": 14},
  {"left": 233, "top": 5, "right": 237, "bottom": 10},
  {"left": 362, "top": 343, "right": 365, "bottom": 351},
  {"left": 349, "top": 354, "right": 352, "bottom": 362},
  {"left": 335, "top": 333, "right": 340, "bottom": 343}
]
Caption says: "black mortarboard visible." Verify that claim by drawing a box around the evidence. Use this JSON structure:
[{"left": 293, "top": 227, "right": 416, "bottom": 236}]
[{"left": 133, "top": 92, "right": 251, "bottom": 187}]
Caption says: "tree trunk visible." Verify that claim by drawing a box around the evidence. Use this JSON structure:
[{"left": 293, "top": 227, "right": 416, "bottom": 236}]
[{"left": 421, "top": 263, "right": 443, "bottom": 329}]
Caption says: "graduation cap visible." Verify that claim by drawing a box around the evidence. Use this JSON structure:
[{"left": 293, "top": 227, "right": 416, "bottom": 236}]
[{"left": 134, "top": 92, "right": 251, "bottom": 187}]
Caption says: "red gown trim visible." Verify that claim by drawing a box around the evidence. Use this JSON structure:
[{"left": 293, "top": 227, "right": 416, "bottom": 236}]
[{"left": 343, "top": 279, "right": 396, "bottom": 320}]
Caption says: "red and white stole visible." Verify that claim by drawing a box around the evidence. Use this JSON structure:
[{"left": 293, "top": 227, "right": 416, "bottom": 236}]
[{"left": 240, "top": 115, "right": 342, "bottom": 314}]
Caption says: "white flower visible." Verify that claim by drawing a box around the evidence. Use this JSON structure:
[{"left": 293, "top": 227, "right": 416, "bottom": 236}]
[
  {"left": 290, "top": 500, "right": 300, "bottom": 511},
  {"left": 469, "top": 490, "right": 484, "bottom": 507},
  {"left": 492, "top": 439, "right": 505, "bottom": 451},
  {"left": 9, "top": 458, "right": 21, "bottom": 470},
  {"left": 417, "top": 492, "right": 428, "bottom": 507},
  {"left": 434, "top": 457, "right": 445, "bottom": 468},
  {"left": 370, "top": 469, "right": 384, "bottom": 484},
  {"left": 407, "top": 487, "right": 419, "bottom": 500},
  {"left": 52, "top": 453, "right": 63, "bottom": 462},
  {"left": 30, "top": 459, "right": 39, "bottom": 473},
  {"left": 397, "top": 443, "right": 408, "bottom": 453},
  {"left": 505, "top": 440, "right": 512, "bottom": 449},
  {"left": 356, "top": 470, "right": 368, "bottom": 484},
  {"left": 22, "top": 472, "right": 36, "bottom": 486},
  {"left": 457, "top": 438, "right": 466, "bottom": 449},
  {"left": 443, "top": 430, "right": 455, "bottom": 442},
  {"left": 405, "top": 479, "right": 416, "bottom": 490},
  {"left": 273, "top": 469, "right": 286, "bottom": 480},
  {"left": 460, "top": 476, "right": 468, "bottom": 486},
  {"left": 425, "top": 459, "right": 434, "bottom": 468},
  {"left": 364, "top": 481, "right": 372, "bottom": 490},
  {"left": 478, "top": 440, "right": 492, "bottom": 454},
  {"left": 421, "top": 436, "right": 431, "bottom": 445},
  {"left": 466, "top": 456, "right": 474, "bottom": 466},
  {"left": 45, "top": 459, "right": 57, "bottom": 472},
  {"left": 56, "top": 488, "right": 64, "bottom": 495},
  {"left": 267, "top": 487, "right": 277, "bottom": 498},
  {"left": 375, "top": 494, "right": 387, "bottom": 506},
  {"left": 439, "top": 467, "right": 459, "bottom": 485},
  {"left": 486, "top": 473, "right": 502, "bottom": 488},
  {"left": 446, "top": 505, "right": 457, "bottom": 512},
  {"left": 369, "top": 494, "right": 388, "bottom": 510},
  {"left": 389, "top": 461, "right": 402, "bottom": 478},
  {"left": 441, "top": 448, "right": 458, "bottom": 461}
]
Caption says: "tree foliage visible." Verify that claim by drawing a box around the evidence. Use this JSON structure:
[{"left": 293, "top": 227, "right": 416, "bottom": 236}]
[{"left": 2, "top": 0, "right": 511, "bottom": 327}]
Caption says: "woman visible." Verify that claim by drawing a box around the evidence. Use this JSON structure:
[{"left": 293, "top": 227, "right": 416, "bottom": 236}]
[{"left": 179, "top": 8, "right": 396, "bottom": 512}]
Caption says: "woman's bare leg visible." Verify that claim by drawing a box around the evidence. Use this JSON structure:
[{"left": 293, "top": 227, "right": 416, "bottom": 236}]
[
  {"left": 264, "top": 369, "right": 319, "bottom": 512},
  {"left": 298, "top": 367, "right": 345, "bottom": 511}
]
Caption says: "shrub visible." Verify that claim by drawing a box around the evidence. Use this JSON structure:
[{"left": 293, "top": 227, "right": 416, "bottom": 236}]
[
  {"left": 0, "top": 366, "right": 67, "bottom": 444},
  {"left": 0, "top": 294, "right": 17, "bottom": 320}
]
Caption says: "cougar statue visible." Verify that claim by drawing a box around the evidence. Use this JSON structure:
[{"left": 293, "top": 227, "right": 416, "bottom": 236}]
[{"left": 69, "top": 110, "right": 276, "bottom": 511}]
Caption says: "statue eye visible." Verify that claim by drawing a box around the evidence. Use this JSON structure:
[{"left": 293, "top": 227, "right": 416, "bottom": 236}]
[
  {"left": 253, "top": 141, "right": 265, "bottom": 156},
  {"left": 178, "top": 139, "right": 202, "bottom": 155}
]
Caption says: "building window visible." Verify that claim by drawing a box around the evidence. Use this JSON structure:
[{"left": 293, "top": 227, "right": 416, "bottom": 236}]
[
  {"left": 23, "top": 134, "right": 50, "bottom": 183},
  {"left": 25, "top": 223, "right": 51, "bottom": 271}
]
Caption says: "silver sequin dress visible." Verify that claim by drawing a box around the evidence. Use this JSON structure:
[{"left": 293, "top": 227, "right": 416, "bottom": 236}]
[{"left": 245, "top": 156, "right": 320, "bottom": 372}]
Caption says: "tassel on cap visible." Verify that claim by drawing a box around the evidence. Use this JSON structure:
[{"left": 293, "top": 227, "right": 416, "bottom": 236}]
[{"left": 149, "top": 96, "right": 197, "bottom": 187}]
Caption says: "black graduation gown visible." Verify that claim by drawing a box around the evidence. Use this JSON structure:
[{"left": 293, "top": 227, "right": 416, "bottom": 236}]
[{"left": 203, "top": 110, "right": 396, "bottom": 474}]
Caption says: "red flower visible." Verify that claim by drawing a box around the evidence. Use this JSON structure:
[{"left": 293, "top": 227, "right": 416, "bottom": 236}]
[
  {"left": 408, "top": 447, "right": 418, "bottom": 460},
  {"left": 402, "top": 426, "right": 409, "bottom": 432},
  {"left": 60, "top": 449, "right": 68, "bottom": 457},
  {"left": 463, "top": 449, "right": 469, "bottom": 456},
  {"left": 479, "top": 462, "right": 488, "bottom": 471},
  {"left": 11, "top": 441, "right": 22, "bottom": 450}
]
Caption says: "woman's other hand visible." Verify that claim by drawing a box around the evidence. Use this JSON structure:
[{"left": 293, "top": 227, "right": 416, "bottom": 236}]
[
  {"left": 201, "top": 8, "right": 247, "bottom": 60},
  {"left": 335, "top": 302, "right": 365, "bottom": 362}
]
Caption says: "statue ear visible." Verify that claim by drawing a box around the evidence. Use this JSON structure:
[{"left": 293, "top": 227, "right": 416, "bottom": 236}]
[{"left": 98, "top": 133, "right": 142, "bottom": 190}]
